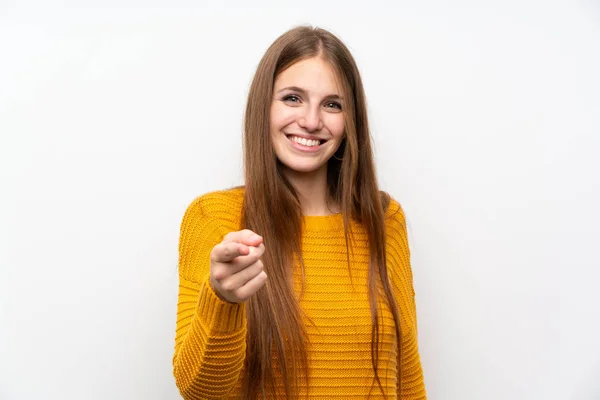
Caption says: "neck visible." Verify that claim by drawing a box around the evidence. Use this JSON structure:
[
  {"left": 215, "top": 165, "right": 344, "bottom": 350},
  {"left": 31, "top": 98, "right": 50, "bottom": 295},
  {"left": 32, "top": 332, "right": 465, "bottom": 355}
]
[{"left": 282, "top": 165, "right": 339, "bottom": 216}]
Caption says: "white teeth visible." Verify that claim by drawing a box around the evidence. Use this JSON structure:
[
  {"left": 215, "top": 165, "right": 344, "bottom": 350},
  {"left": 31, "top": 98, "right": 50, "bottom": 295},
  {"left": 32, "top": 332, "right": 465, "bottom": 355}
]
[{"left": 290, "top": 136, "right": 320, "bottom": 147}]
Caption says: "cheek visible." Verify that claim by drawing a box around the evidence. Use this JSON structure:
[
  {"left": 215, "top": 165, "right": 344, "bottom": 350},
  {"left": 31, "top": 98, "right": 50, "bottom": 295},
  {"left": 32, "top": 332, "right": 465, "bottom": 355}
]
[
  {"left": 326, "top": 114, "right": 345, "bottom": 139},
  {"left": 270, "top": 103, "right": 296, "bottom": 131}
]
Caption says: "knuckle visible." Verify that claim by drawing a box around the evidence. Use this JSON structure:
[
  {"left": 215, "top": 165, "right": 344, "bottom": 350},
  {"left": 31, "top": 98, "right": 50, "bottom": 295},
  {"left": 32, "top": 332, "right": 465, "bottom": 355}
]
[
  {"left": 221, "top": 280, "right": 234, "bottom": 291},
  {"left": 259, "top": 272, "right": 267, "bottom": 283},
  {"left": 222, "top": 247, "right": 230, "bottom": 259},
  {"left": 223, "top": 231, "right": 234, "bottom": 241},
  {"left": 212, "top": 267, "right": 225, "bottom": 280},
  {"left": 234, "top": 288, "right": 248, "bottom": 302},
  {"left": 245, "top": 229, "right": 258, "bottom": 238}
]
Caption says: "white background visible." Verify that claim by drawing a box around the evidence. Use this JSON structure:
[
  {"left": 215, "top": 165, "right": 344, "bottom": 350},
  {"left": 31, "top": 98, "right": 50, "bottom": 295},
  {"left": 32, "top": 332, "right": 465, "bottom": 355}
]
[{"left": 1, "top": 1, "right": 599, "bottom": 399}]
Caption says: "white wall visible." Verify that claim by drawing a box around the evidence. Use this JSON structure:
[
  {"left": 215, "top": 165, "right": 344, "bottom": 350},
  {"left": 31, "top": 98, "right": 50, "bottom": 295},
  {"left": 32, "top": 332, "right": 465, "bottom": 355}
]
[{"left": 1, "top": 1, "right": 599, "bottom": 399}]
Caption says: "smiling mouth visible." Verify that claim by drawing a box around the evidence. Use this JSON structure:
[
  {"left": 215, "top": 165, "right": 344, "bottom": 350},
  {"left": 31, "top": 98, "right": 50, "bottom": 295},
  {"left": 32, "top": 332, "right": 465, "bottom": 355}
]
[{"left": 286, "top": 135, "right": 328, "bottom": 148}]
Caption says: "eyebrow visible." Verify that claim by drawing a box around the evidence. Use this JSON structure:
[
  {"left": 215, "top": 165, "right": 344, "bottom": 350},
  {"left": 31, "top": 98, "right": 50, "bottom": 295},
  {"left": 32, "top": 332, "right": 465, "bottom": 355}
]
[{"left": 276, "top": 86, "right": 344, "bottom": 100}]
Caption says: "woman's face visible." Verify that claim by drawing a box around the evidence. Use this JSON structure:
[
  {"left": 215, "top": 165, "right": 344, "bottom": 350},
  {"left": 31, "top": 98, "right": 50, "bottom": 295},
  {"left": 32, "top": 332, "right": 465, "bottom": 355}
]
[{"left": 270, "top": 57, "right": 345, "bottom": 176}]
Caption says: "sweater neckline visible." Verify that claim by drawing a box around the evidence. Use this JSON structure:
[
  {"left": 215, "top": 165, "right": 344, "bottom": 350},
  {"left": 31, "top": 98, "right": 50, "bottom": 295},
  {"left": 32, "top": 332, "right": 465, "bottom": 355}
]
[{"left": 302, "top": 213, "right": 346, "bottom": 231}]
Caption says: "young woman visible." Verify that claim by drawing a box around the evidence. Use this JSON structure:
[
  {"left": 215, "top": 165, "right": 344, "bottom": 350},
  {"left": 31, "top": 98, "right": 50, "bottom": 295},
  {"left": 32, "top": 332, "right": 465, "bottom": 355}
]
[{"left": 173, "top": 26, "right": 427, "bottom": 399}]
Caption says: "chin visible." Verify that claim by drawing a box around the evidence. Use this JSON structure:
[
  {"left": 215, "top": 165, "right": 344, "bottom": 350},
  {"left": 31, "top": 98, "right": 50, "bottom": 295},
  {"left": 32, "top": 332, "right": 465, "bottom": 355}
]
[{"left": 280, "top": 160, "right": 327, "bottom": 174}]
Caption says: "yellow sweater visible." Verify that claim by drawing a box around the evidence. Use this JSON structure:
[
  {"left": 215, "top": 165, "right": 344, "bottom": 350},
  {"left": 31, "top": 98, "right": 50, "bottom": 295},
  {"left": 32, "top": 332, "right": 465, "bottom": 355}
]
[{"left": 173, "top": 187, "right": 427, "bottom": 399}]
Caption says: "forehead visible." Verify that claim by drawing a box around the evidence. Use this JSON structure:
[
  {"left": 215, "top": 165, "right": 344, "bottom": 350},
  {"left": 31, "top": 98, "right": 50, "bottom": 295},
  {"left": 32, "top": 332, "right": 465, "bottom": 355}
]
[{"left": 274, "top": 57, "right": 342, "bottom": 95}]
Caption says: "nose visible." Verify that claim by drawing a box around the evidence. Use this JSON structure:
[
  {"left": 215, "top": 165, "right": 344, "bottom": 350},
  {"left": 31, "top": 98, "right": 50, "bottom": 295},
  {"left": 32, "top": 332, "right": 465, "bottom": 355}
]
[{"left": 297, "top": 106, "right": 323, "bottom": 132}]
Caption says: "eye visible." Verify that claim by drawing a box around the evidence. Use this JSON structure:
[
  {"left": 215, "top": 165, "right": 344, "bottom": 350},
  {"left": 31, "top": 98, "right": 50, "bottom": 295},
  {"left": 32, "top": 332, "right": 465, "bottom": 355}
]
[
  {"left": 325, "top": 101, "right": 342, "bottom": 110},
  {"left": 283, "top": 94, "right": 301, "bottom": 103}
]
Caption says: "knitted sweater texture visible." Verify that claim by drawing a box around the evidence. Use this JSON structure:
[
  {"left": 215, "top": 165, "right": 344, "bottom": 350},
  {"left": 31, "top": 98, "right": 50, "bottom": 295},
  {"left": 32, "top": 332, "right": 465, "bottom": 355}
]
[{"left": 173, "top": 187, "right": 427, "bottom": 399}]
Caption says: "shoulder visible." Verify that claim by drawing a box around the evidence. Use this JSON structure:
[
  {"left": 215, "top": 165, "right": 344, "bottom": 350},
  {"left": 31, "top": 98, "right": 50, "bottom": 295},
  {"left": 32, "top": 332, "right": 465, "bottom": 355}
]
[
  {"left": 381, "top": 191, "right": 407, "bottom": 228},
  {"left": 184, "top": 186, "right": 245, "bottom": 217},
  {"left": 381, "top": 191, "right": 411, "bottom": 254},
  {"left": 381, "top": 192, "right": 416, "bottom": 301},
  {"left": 181, "top": 186, "right": 245, "bottom": 232}
]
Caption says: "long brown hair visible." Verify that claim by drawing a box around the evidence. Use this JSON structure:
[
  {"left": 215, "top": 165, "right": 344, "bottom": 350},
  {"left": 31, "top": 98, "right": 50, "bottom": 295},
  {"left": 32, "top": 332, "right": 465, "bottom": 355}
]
[{"left": 241, "top": 25, "right": 402, "bottom": 399}]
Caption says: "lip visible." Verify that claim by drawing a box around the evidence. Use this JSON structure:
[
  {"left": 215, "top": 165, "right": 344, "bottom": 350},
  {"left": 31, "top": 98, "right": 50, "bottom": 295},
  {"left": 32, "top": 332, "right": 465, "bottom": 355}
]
[
  {"left": 286, "top": 134, "right": 326, "bottom": 153},
  {"left": 284, "top": 133, "right": 329, "bottom": 143}
]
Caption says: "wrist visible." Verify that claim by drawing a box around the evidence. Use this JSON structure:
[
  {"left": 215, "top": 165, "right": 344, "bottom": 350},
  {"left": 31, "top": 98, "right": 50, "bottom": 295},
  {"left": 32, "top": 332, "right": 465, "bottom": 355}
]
[{"left": 208, "top": 276, "right": 237, "bottom": 304}]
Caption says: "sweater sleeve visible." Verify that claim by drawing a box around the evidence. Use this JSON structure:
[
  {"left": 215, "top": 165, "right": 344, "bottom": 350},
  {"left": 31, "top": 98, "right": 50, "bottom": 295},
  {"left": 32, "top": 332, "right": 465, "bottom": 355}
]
[
  {"left": 173, "top": 197, "right": 247, "bottom": 399},
  {"left": 386, "top": 202, "right": 427, "bottom": 400}
]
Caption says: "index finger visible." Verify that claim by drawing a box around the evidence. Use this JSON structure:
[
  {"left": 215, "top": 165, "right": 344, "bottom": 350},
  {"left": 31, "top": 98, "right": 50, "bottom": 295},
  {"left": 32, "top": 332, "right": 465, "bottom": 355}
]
[
  {"left": 222, "top": 229, "right": 263, "bottom": 246},
  {"left": 211, "top": 241, "right": 250, "bottom": 263}
]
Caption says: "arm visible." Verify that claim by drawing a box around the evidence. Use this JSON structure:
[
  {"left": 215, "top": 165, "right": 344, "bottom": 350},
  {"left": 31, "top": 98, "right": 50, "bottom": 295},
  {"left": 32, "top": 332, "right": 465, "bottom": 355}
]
[
  {"left": 397, "top": 287, "right": 427, "bottom": 399},
  {"left": 173, "top": 198, "right": 246, "bottom": 399},
  {"left": 386, "top": 203, "right": 427, "bottom": 399}
]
